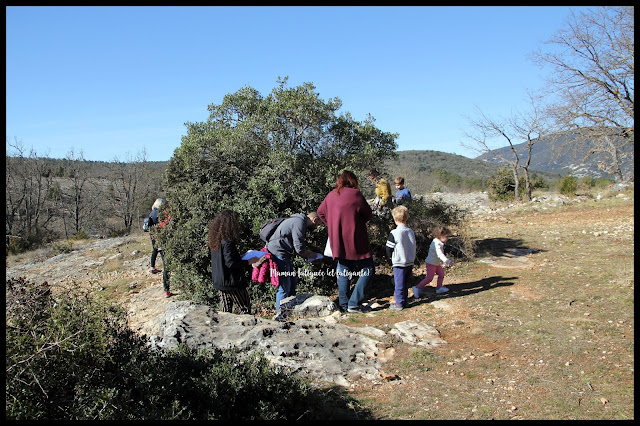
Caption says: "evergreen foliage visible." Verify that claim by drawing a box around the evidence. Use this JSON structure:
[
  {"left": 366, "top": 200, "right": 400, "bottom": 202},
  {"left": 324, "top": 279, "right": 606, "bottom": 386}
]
[
  {"left": 161, "top": 78, "right": 398, "bottom": 304},
  {"left": 6, "top": 277, "right": 372, "bottom": 420},
  {"left": 487, "top": 168, "right": 518, "bottom": 202}
]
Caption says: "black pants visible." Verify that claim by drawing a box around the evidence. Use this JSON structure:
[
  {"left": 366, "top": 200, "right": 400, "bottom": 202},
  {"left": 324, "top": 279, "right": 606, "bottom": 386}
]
[{"left": 150, "top": 236, "right": 170, "bottom": 292}]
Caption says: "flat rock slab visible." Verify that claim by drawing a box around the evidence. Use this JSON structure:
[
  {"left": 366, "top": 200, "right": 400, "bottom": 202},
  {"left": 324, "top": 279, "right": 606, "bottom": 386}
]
[{"left": 152, "top": 301, "right": 447, "bottom": 387}]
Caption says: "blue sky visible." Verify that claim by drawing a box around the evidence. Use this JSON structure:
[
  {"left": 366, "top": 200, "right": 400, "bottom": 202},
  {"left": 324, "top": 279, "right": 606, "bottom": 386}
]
[{"left": 6, "top": 6, "right": 586, "bottom": 162}]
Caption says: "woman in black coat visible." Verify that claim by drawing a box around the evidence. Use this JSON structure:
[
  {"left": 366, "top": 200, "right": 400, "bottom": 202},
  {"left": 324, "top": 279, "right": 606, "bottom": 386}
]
[{"left": 208, "top": 210, "right": 255, "bottom": 314}]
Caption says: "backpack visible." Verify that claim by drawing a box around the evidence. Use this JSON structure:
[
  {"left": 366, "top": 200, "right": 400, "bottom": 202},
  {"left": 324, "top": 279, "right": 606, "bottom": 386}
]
[
  {"left": 143, "top": 216, "right": 151, "bottom": 232},
  {"left": 259, "top": 217, "right": 287, "bottom": 243}
]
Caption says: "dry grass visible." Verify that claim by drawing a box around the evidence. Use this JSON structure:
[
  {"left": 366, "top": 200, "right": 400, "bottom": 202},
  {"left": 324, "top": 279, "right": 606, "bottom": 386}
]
[{"left": 342, "top": 195, "right": 634, "bottom": 420}]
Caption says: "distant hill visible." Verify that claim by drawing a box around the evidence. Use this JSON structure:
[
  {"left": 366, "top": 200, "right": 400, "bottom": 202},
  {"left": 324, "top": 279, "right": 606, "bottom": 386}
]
[
  {"left": 475, "top": 132, "right": 634, "bottom": 181},
  {"left": 384, "top": 150, "right": 503, "bottom": 195},
  {"left": 384, "top": 132, "right": 633, "bottom": 196},
  {"left": 26, "top": 134, "right": 632, "bottom": 202},
  {"left": 384, "top": 149, "right": 569, "bottom": 196}
]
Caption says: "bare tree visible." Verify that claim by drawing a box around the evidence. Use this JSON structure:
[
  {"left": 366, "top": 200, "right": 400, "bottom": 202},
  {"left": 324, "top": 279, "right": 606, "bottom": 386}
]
[
  {"left": 61, "top": 148, "right": 99, "bottom": 235},
  {"left": 108, "top": 149, "right": 150, "bottom": 234},
  {"left": 511, "top": 94, "right": 549, "bottom": 200},
  {"left": 462, "top": 107, "right": 523, "bottom": 201},
  {"left": 531, "top": 6, "right": 634, "bottom": 182},
  {"left": 6, "top": 137, "right": 56, "bottom": 247},
  {"left": 463, "top": 93, "right": 548, "bottom": 201}
]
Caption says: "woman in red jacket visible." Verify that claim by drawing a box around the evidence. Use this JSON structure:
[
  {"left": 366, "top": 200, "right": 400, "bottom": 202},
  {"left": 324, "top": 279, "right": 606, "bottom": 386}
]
[{"left": 317, "top": 170, "right": 375, "bottom": 313}]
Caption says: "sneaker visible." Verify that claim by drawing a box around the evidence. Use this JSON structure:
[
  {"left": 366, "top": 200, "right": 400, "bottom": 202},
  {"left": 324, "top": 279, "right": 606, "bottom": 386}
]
[
  {"left": 151, "top": 269, "right": 161, "bottom": 274},
  {"left": 347, "top": 306, "right": 362, "bottom": 313},
  {"left": 412, "top": 286, "right": 420, "bottom": 299},
  {"left": 163, "top": 291, "right": 171, "bottom": 298},
  {"left": 389, "top": 304, "right": 403, "bottom": 311},
  {"left": 436, "top": 286, "right": 449, "bottom": 294}
]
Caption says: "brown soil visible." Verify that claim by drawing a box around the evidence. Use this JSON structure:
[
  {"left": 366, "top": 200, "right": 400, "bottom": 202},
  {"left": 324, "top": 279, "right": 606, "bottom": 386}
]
[
  {"left": 6, "top": 193, "right": 634, "bottom": 420},
  {"left": 342, "top": 198, "right": 634, "bottom": 420}
]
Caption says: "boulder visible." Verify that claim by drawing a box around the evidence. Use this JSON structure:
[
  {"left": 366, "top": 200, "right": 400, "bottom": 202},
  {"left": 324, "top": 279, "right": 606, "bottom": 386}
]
[
  {"left": 151, "top": 300, "right": 385, "bottom": 387},
  {"left": 275, "top": 293, "right": 338, "bottom": 321}
]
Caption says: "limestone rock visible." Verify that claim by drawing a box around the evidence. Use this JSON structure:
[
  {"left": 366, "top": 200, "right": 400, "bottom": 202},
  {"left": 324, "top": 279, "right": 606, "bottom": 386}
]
[
  {"left": 152, "top": 300, "right": 388, "bottom": 387},
  {"left": 276, "top": 293, "right": 338, "bottom": 321},
  {"left": 389, "top": 320, "right": 447, "bottom": 347}
]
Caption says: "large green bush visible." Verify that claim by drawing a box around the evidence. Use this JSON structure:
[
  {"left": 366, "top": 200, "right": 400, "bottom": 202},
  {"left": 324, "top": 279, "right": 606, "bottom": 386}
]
[
  {"left": 158, "top": 78, "right": 476, "bottom": 309},
  {"left": 160, "top": 78, "right": 398, "bottom": 305},
  {"left": 6, "top": 277, "right": 371, "bottom": 420}
]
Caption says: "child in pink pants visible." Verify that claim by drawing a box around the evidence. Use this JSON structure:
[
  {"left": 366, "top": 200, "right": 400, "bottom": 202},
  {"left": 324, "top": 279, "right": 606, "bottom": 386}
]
[{"left": 413, "top": 226, "right": 454, "bottom": 297}]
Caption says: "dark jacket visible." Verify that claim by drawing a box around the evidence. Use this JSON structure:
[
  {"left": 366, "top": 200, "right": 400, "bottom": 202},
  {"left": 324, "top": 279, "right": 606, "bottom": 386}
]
[{"left": 211, "top": 239, "right": 247, "bottom": 291}]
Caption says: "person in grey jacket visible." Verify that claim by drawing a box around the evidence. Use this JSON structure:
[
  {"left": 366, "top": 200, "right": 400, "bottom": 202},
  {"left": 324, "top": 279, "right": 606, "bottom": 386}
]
[
  {"left": 266, "top": 212, "right": 322, "bottom": 313},
  {"left": 385, "top": 205, "right": 416, "bottom": 310}
]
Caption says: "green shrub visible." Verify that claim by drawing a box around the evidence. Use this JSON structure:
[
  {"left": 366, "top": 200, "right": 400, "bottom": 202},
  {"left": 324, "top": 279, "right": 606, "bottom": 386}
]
[
  {"left": 593, "top": 177, "right": 615, "bottom": 189},
  {"left": 558, "top": 175, "right": 578, "bottom": 195},
  {"left": 580, "top": 176, "right": 596, "bottom": 188},
  {"left": 6, "top": 226, "right": 55, "bottom": 255},
  {"left": 487, "top": 168, "right": 518, "bottom": 201},
  {"left": 6, "top": 276, "right": 371, "bottom": 420},
  {"left": 578, "top": 176, "right": 615, "bottom": 192},
  {"left": 160, "top": 79, "right": 398, "bottom": 304},
  {"left": 6, "top": 235, "right": 28, "bottom": 255},
  {"left": 487, "top": 168, "right": 547, "bottom": 201},
  {"left": 530, "top": 174, "right": 549, "bottom": 190}
]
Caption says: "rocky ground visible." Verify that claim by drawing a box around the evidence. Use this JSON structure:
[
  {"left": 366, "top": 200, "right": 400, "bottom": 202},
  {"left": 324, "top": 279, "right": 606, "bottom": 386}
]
[
  {"left": 5, "top": 191, "right": 501, "bottom": 340},
  {"left": 6, "top": 190, "right": 634, "bottom": 418}
]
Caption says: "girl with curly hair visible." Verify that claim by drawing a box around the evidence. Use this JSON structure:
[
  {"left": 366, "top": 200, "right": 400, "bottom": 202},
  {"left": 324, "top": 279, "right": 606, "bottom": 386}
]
[{"left": 208, "top": 210, "right": 254, "bottom": 314}]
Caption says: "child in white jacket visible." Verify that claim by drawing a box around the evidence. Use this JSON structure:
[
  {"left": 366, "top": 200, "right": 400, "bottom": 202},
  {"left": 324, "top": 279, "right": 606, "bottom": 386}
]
[
  {"left": 413, "top": 226, "right": 454, "bottom": 298},
  {"left": 386, "top": 206, "right": 416, "bottom": 310}
]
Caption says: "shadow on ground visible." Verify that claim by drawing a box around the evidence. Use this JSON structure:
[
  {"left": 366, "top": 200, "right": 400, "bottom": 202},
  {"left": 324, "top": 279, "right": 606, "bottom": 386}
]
[
  {"left": 411, "top": 275, "right": 516, "bottom": 305},
  {"left": 308, "top": 384, "right": 377, "bottom": 419},
  {"left": 473, "top": 237, "right": 545, "bottom": 258}
]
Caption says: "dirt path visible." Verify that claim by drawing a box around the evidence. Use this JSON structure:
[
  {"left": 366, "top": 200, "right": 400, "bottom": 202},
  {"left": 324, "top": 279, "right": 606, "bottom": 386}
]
[{"left": 6, "top": 234, "right": 176, "bottom": 337}]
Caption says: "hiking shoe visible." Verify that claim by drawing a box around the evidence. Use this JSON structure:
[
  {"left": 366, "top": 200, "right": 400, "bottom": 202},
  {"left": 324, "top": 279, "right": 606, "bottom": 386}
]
[
  {"left": 389, "top": 304, "right": 403, "bottom": 311},
  {"left": 151, "top": 269, "right": 161, "bottom": 274},
  {"left": 347, "top": 306, "right": 362, "bottom": 313},
  {"left": 412, "top": 286, "right": 420, "bottom": 299},
  {"left": 164, "top": 291, "right": 171, "bottom": 298},
  {"left": 436, "top": 286, "right": 449, "bottom": 294}
]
